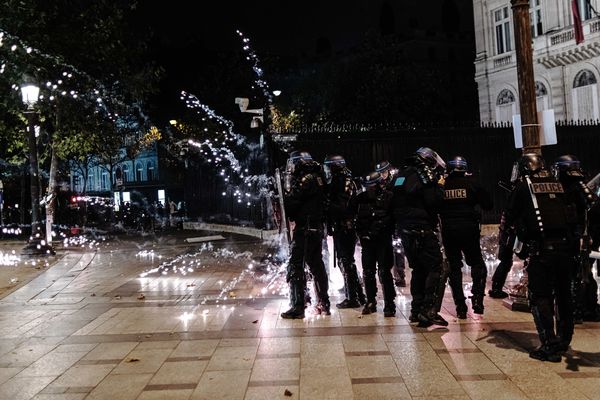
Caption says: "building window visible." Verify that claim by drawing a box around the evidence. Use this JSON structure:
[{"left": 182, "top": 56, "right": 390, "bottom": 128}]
[
  {"left": 497, "top": 89, "right": 515, "bottom": 105},
  {"left": 146, "top": 161, "right": 155, "bottom": 181},
  {"left": 577, "top": 0, "right": 593, "bottom": 21},
  {"left": 574, "top": 69, "right": 597, "bottom": 88},
  {"left": 496, "top": 89, "right": 517, "bottom": 122},
  {"left": 73, "top": 175, "right": 81, "bottom": 192},
  {"left": 530, "top": 0, "right": 543, "bottom": 37},
  {"left": 136, "top": 162, "right": 143, "bottom": 182},
  {"left": 101, "top": 171, "right": 109, "bottom": 191},
  {"left": 535, "top": 81, "right": 549, "bottom": 111},
  {"left": 122, "top": 164, "right": 130, "bottom": 183},
  {"left": 572, "top": 69, "right": 599, "bottom": 121},
  {"left": 494, "top": 6, "right": 512, "bottom": 54}
]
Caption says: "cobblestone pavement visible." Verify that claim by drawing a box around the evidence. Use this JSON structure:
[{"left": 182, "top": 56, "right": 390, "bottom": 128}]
[{"left": 0, "top": 232, "right": 599, "bottom": 400}]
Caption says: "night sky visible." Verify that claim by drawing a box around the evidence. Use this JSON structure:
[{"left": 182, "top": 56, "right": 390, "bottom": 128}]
[{"left": 134, "top": 0, "right": 477, "bottom": 124}]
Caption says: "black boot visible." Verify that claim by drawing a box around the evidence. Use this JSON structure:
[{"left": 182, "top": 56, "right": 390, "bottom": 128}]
[
  {"left": 282, "top": 279, "right": 306, "bottom": 319},
  {"left": 383, "top": 303, "right": 396, "bottom": 317},
  {"left": 456, "top": 303, "right": 468, "bottom": 319},
  {"left": 336, "top": 299, "right": 361, "bottom": 309},
  {"left": 529, "top": 345, "right": 561, "bottom": 362},
  {"left": 488, "top": 282, "right": 509, "bottom": 299},
  {"left": 315, "top": 303, "right": 331, "bottom": 315},
  {"left": 529, "top": 293, "right": 560, "bottom": 361},
  {"left": 362, "top": 302, "right": 377, "bottom": 315},
  {"left": 418, "top": 306, "right": 448, "bottom": 327},
  {"left": 472, "top": 296, "right": 484, "bottom": 315},
  {"left": 281, "top": 307, "right": 305, "bottom": 319}
]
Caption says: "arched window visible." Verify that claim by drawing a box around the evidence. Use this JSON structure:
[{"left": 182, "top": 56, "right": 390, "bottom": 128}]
[
  {"left": 573, "top": 69, "right": 597, "bottom": 88},
  {"left": 572, "top": 69, "right": 599, "bottom": 121},
  {"left": 535, "top": 81, "right": 547, "bottom": 96},
  {"left": 122, "top": 164, "right": 130, "bottom": 183},
  {"left": 535, "top": 81, "right": 549, "bottom": 111},
  {"left": 136, "top": 162, "right": 143, "bottom": 181},
  {"left": 496, "top": 89, "right": 516, "bottom": 122},
  {"left": 496, "top": 89, "right": 515, "bottom": 105},
  {"left": 146, "top": 161, "right": 155, "bottom": 181}
]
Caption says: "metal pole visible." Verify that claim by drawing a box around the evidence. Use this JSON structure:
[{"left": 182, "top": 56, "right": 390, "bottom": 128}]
[
  {"left": 0, "top": 180, "right": 4, "bottom": 226},
  {"left": 511, "top": 0, "right": 541, "bottom": 155},
  {"left": 25, "top": 110, "right": 40, "bottom": 234}
]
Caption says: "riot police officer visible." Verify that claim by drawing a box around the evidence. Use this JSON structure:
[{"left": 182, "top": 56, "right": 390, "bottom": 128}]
[
  {"left": 505, "top": 153, "right": 578, "bottom": 362},
  {"left": 324, "top": 154, "right": 366, "bottom": 309},
  {"left": 281, "top": 151, "right": 330, "bottom": 319},
  {"left": 439, "top": 156, "right": 493, "bottom": 318},
  {"left": 552, "top": 155, "right": 600, "bottom": 322},
  {"left": 353, "top": 171, "right": 396, "bottom": 317},
  {"left": 392, "top": 147, "right": 448, "bottom": 327},
  {"left": 377, "top": 160, "right": 406, "bottom": 287}
]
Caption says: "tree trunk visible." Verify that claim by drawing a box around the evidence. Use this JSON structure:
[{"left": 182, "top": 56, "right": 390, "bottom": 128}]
[{"left": 45, "top": 142, "right": 58, "bottom": 245}]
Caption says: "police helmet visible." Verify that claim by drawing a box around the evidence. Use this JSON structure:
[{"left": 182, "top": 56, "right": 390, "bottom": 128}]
[
  {"left": 415, "top": 147, "right": 446, "bottom": 171},
  {"left": 447, "top": 156, "right": 468, "bottom": 173},
  {"left": 552, "top": 154, "right": 584, "bottom": 180},
  {"left": 286, "top": 151, "right": 313, "bottom": 174},
  {"left": 363, "top": 171, "right": 383, "bottom": 189},
  {"left": 324, "top": 154, "right": 346, "bottom": 171},
  {"left": 517, "top": 153, "right": 546, "bottom": 177},
  {"left": 375, "top": 160, "right": 392, "bottom": 173}
]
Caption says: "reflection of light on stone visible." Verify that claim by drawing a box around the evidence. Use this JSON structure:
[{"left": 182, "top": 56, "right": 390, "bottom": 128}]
[{"left": 0, "top": 251, "right": 20, "bottom": 266}]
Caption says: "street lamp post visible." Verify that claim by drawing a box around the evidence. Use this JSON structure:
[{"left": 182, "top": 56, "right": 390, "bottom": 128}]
[
  {"left": 505, "top": 0, "right": 540, "bottom": 311},
  {"left": 20, "top": 80, "right": 41, "bottom": 235},
  {"left": 511, "top": 0, "right": 541, "bottom": 155}
]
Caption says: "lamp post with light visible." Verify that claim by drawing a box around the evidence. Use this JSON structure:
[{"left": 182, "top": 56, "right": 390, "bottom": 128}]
[{"left": 20, "top": 79, "right": 41, "bottom": 235}]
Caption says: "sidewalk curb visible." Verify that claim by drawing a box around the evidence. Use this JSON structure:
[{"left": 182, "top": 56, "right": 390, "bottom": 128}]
[{"left": 183, "top": 222, "right": 279, "bottom": 240}]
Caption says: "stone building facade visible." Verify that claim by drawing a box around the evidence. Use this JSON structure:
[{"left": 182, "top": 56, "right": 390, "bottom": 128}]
[{"left": 473, "top": 0, "right": 600, "bottom": 123}]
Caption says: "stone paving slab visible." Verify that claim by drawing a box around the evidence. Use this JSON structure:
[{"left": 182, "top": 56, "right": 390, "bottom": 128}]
[{"left": 0, "top": 235, "right": 598, "bottom": 399}]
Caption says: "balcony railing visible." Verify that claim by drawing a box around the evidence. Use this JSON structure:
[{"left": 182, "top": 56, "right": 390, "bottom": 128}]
[
  {"left": 493, "top": 54, "right": 513, "bottom": 68},
  {"left": 550, "top": 30, "right": 574, "bottom": 46}
]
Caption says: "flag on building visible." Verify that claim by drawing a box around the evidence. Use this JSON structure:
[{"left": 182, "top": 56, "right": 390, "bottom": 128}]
[{"left": 572, "top": 0, "right": 585, "bottom": 44}]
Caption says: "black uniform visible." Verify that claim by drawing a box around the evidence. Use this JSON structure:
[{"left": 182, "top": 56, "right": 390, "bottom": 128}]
[
  {"left": 505, "top": 170, "right": 578, "bottom": 360},
  {"left": 439, "top": 172, "right": 493, "bottom": 316},
  {"left": 560, "top": 178, "right": 600, "bottom": 322},
  {"left": 283, "top": 161, "right": 330, "bottom": 317},
  {"left": 489, "top": 210, "right": 517, "bottom": 298},
  {"left": 377, "top": 161, "right": 407, "bottom": 287},
  {"left": 353, "top": 182, "right": 396, "bottom": 316},
  {"left": 326, "top": 168, "right": 366, "bottom": 307},
  {"left": 392, "top": 158, "right": 447, "bottom": 326}
]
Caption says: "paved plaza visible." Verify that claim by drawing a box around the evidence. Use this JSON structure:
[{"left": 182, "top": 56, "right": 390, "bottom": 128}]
[{"left": 0, "top": 232, "right": 599, "bottom": 400}]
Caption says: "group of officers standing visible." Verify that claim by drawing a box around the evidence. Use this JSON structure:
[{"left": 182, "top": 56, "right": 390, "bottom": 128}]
[{"left": 281, "top": 146, "right": 600, "bottom": 363}]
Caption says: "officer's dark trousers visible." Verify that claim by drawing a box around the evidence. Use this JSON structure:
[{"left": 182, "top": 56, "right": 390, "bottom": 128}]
[
  {"left": 287, "top": 228, "right": 329, "bottom": 309},
  {"left": 333, "top": 229, "right": 364, "bottom": 302},
  {"left": 401, "top": 230, "right": 444, "bottom": 315},
  {"left": 360, "top": 235, "right": 395, "bottom": 308},
  {"left": 527, "top": 250, "right": 574, "bottom": 347},
  {"left": 392, "top": 238, "right": 406, "bottom": 282},
  {"left": 442, "top": 227, "right": 487, "bottom": 304},
  {"left": 492, "top": 229, "right": 516, "bottom": 289}
]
